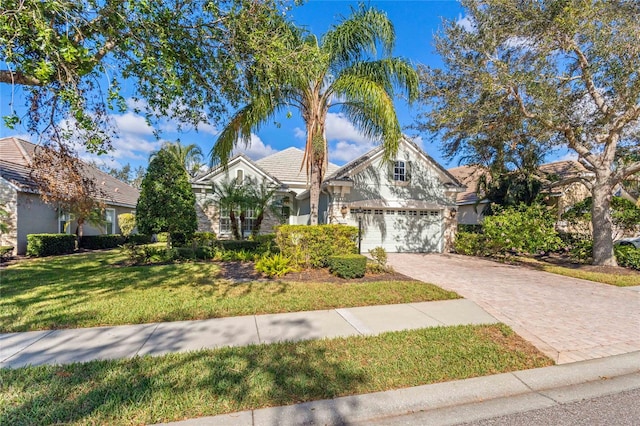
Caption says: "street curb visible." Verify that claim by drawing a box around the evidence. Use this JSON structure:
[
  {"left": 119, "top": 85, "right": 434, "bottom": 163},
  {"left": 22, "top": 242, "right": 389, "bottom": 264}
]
[{"left": 154, "top": 351, "right": 640, "bottom": 426}]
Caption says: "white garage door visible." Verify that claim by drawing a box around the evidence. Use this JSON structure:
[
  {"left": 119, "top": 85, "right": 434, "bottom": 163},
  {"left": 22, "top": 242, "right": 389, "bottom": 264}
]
[{"left": 357, "top": 209, "right": 443, "bottom": 253}]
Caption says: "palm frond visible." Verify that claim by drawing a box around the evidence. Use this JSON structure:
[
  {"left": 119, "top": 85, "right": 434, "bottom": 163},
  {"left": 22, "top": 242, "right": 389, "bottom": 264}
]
[
  {"left": 336, "top": 58, "right": 419, "bottom": 103},
  {"left": 322, "top": 5, "right": 395, "bottom": 69}
]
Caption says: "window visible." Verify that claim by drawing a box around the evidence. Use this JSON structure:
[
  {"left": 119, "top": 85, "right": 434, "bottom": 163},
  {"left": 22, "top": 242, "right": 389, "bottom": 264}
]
[
  {"left": 393, "top": 161, "right": 406, "bottom": 182},
  {"left": 105, "top": 209, "right": 116, "bottom": 234},
  {"left": 236, "top": 169, "right": 244, "bottom": 184},
  {"left": 219, "top": 207, "right": 231, "bottom": 234},
  {"left": 374, "top": 209, "right": 383, "bottom": 215},
  {"left": 386, "top": 210, "right": 395, "bottom": 215},
  {"left": 243, "top": 207, "right": 256, "bottom": 234},
  {"left": 58, "top": 212, "right": 74, "bottom": 234}
]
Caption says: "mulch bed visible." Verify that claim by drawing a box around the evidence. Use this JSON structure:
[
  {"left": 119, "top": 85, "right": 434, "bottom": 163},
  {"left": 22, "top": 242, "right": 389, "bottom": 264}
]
[{"left": 219, "top": 261, "right": 415, "bottom": 283}]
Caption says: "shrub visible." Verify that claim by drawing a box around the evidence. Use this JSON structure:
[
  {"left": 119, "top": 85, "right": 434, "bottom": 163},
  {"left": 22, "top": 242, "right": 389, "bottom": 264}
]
[
  {"left": 255, "top": 253, "right": 294, "bottom": 278},
  {"left": 327, "top": 254, "right": 367, "bottom": 279},
  {"left": 173, "top": 246, "right": 215, "bottom": 260},
  {"left": 368, "top": 246, "right": 387, "bottom": 267},
  {"left": 276, "top": 224, "right": 358, "bottom": 268},
  {"left": 0, "top": 246, "right": 13, "bottom": 261},
  {"left": 615, "top": 245, "right": 640, "bottom": 270},
  {"left": 453, "top": 231, "right": 486, "bottom": 256},
  {"left": 26, "top": 234, "right": 76, "bottom": 257},
  {"left": 252, "top": 233, "right": 278, "bottom": 254},
  {"left": 457, "top": 224, "right": 483, "bottom": 234},
  {"left": 80, "top": 234, "right": 126, "bottom": 250},
  {"left": 118, "top": 213, "right": 136, "bottom": 236},
  {"left": 219, "top": 249, "right": 256, "bottom": 262},
  {"left": 156, "top": 232, "right": 169, "bottom": 243},
  {"left": 482, "top": 204, "right": 562, "bottom": 255},
  {"left": 217, "top": 240, "right": 260, "bottom": 252},
  {"left": 127, "top": 234, "right": 152, "bottom": 245},
  {"left": 192, "top": 232, "right": 217, "bottom": 247},
  {"left": 558, "top": 232, "right": 593, "bottom": 263}
]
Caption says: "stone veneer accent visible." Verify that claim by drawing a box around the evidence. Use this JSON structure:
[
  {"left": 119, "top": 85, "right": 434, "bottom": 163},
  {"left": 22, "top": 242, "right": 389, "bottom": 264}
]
[{"left": 0, "top": 178, "right": 18, "bottom": 252}]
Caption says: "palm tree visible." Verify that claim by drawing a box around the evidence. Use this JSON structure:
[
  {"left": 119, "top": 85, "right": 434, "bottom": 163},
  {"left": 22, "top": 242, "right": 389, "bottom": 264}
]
[
  {"left": 211, "top": 178, "right": 246, "bottom": 240},
  {"left": 246, "top": 179, "right": 280, "bottom": 238},
  {"left": 211, "top": 5, "right": 418, "bottom": 224},
  {"left": 162, "top": 142, "right": 205, "bottom": 178}
]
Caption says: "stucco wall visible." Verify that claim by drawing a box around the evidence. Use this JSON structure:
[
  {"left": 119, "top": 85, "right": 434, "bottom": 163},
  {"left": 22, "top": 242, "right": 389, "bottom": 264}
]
[{"left": 16, "top": 193, "right": 58, "bottom": 254}]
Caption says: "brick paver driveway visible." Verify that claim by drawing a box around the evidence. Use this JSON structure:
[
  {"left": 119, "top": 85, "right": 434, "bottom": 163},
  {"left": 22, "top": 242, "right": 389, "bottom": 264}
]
[{"left": 388, "top": 253, "right": 640, "bottom": 364}]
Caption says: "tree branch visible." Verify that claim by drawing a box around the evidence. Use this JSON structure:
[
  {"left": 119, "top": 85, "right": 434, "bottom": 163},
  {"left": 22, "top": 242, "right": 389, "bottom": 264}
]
[
  {"left": 571, "top": 43, "right": 610, "bottom": 116},
  {"left": 613, "top": 160, "right": 640, "bottom": 184},
  {"left": 0, "top": 70, "right": 42, "bottom": 86}
]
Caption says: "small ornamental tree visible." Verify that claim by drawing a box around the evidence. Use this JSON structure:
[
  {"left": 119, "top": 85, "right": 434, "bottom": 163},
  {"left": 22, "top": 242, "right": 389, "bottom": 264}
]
[{"left": 136, "top": 149, "right": 197, "bottom": 247}]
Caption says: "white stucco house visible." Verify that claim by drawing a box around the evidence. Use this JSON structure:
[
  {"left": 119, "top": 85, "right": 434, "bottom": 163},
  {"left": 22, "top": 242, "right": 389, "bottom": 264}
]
[
  {"left": 0, "top": 137, "right": 140, "bottom": 255},
  {"left": 193, "top": 137, "right": 465, "bottom": 253}
]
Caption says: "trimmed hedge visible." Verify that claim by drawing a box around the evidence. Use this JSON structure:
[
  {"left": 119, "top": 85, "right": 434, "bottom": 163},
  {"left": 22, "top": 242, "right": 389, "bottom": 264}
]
[
  {"left": 80, "top": 235, "right": 126, "bottom": 250},
  {"left": 192, "top": 231, "right": 217, "bottom": 247},
  {"left": 26, "top": 234, "right": 76, "bottom": 257},
  {"left": 127, "top": 234, "right": 153, "bottom": 245},
  {"left": 327, "top": 254, "right": 367, "bottom": 279},
  {"left": 275, "top": 224, "right": 358, "bottom": 268}
]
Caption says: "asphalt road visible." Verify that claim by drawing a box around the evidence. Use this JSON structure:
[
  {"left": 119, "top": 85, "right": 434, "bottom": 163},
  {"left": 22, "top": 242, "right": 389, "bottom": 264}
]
[{"left": 462, "top": 387, "right": 640, "bottom": 426}]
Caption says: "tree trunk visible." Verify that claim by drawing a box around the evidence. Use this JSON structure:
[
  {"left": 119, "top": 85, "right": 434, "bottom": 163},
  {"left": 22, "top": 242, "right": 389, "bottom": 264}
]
[
  {"left": 229, "top": 211, "right": 240, "bottom": 240},
  {"left": 591, "top": 175, "right": 617, "bottom": 266},
  {"left": 309, "top": 159, "right": 321, "bottom": 225},
  {"left": 75, "top": 218, "right": 84, "bottom": 249}
]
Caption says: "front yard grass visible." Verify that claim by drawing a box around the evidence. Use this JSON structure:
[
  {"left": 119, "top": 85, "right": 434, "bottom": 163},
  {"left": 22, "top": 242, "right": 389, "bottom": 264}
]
[
  {"left": 0, "top": 323, "right": 552, "bottom": 426},
  {"left": 516, "top": 257, "right": 640, "bottom": 287},
  {"left": 0, "top": 250, "right": 459, "bottom": 332}
]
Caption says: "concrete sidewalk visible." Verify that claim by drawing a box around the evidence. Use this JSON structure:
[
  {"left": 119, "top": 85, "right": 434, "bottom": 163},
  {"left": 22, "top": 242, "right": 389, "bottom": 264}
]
[
  {"left": 154, "top": 351, "right": 640, "bottom": 426},
  {"left": 0, "top": 299, "right": 497, "bottom": 369}
]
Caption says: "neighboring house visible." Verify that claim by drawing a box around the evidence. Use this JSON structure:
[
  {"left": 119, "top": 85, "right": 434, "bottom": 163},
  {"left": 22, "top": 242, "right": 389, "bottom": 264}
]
[
  {"left": 194, "top": 137, "right": 464, "bottom": 253},
  {"left": 447, "top": 160, "right": 637, "bottom": 226},
  {"left": 447, "top": 165, "right": 489, "bottom": 225},
  {"left": 0, "top": 137, "right": 140, "bottom": 255}
]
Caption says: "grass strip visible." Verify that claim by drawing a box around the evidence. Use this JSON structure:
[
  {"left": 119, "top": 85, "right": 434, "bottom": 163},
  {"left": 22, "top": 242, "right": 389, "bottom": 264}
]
[
  {"left": 538, "top": 264, "right": 640, "bottom": 287},
  {"left": 0, "top": 324, "right": 552, "bottom": 426},
  {"left": 0, "top": 250, "right": 458, "bottom": 332},
  {"left": 514, "top": 257, "right": 640, "bottom": 287}
]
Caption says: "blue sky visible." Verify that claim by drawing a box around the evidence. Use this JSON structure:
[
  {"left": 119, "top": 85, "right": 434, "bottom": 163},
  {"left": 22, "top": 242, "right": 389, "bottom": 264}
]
[{"left": 1, "top": 1, "right": 476, "bottom": 171}]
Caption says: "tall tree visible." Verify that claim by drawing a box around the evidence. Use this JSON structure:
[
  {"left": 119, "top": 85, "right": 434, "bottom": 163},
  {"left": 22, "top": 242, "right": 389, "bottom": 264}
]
[
  {"left": 1, "top": 0, "right": 299, "bottom": 153},
  {"left": 417, "top": 0, "right": 640, "bottom": 266},
  {"left": 136, "top": 148, "right": 197, "bottom": 247},
  {"left": 161, "top": 142, "right": 205, "bottom": 178},
  {"left": 30, "top": 144, "right": 107, "bottom": 243},
  {"left": 211, "top": 5, "right": 418, "bottom": 224}
]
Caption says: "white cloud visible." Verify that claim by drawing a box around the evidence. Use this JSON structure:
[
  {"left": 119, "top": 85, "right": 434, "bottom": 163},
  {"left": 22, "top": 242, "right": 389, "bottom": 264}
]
[
  {"left": 232, "top": 134, "right": 278, "bottom": 160},
  {"left": 112, "top": 112, "right": 154, "bottom": 135},
  {"left": 329, "top": 140, "right": 376, "bottom": 164},
  {"left": 325, "top": 112, "right": 371, "bottom": 144},
  {"left": 293, "top": 127, "right": 306, "bottom": 140}
]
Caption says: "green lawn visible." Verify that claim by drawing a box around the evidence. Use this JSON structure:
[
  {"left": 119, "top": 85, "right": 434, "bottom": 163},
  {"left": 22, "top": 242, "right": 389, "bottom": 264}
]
[
  {"left": 0, "top": 250, "right": 459, "bottom": 332},
  {"left": 0, "top": 324, "right": 552, "bottom": 426},
  {"left": 515, "top": 257, "right": 640, "bottom": 287}
]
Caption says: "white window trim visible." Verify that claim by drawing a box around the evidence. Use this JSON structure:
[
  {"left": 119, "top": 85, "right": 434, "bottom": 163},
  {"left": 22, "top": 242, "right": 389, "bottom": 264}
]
[{"left": 105, "top": 208, "right": 116, "bottom": 235}]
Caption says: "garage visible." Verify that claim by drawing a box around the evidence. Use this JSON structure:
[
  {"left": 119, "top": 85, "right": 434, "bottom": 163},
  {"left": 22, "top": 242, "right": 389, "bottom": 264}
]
[{"left": 354, "top": 208, "right": 443, "bottom": 253}]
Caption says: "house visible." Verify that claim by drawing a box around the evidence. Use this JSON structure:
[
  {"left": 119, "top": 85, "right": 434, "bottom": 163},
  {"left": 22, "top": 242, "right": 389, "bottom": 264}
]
[
  {"left": 447, "top": 160, "right": 636, "bottom": 226},
  {"left": 193, "top": 137, "right": 465, "bottom": 253},
  {"left": 0, "top": 137, "right": 140, "bottom": 254}
]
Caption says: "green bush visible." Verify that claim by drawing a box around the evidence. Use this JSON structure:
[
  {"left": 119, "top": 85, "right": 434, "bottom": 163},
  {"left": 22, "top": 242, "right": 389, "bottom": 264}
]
[
  {"left": 156, "top": 232, "right": 169, "bottom": 243},
  {"left": 80, "top": 234, "right": 126, "bottom": 250},
  {"left": 217, "top": 240, "right": 260, "bottom": 252},
  {"left": 327, "top": 254, "right": 367, "bottom": 279},
  {"left": 26, "top": 234, "right": 76, "bottom": 257},
  {"left": 275, "top": 224, "right": 358, "bottom": 268},
  {"left": 252, "top": 233, "right": 278, "bottom": 254},
  {"left": 173, "top": 246, "right": 215, "bottom": 260},
  {"left": 457, "top": 224, "right": 483, "bottom": 234},
  {"left": 255, "top": 253, "right": 294, "bottom": 278},
  {"left": 615, "top": 245, "right": 640, "bottom": 270},
  {"left": 0, "top": 245, "right": 13, "bottom": 261},
  {"left": 453, "top": 231, "right": 486, "bottom": 256},
  {"left": 192, "top": 232, "right": 217, "bottom": 247},
  {"left": 127, "top": 234, "right": 152, "bottom": 245},
  {"left": 218, "top": 249, "right": 256, "bottom": 262},
  {"left": 482, "top": 204, "right": 562, "bottom": 255},
  {"left": 368, "top": 246, "right": 387, "bottom": 267},
  {"left": 118, "top": 213, "right": 136, "bottom": 236},
  {"left": 558, "top": 232, "right": 593, "bottom": 263}
]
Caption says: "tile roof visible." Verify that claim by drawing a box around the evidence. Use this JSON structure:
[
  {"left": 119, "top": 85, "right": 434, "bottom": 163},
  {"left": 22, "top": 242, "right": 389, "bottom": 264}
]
[
  {"left": 256, "top": 147, "right": 340, "bottom": 184},
  {"left": 447, "top": 165, "right": 489, "bottom": 205},
  {"left": 538, "top": 160, "right": 590, "bottom": 179},
  {"left": 0, "top": 137, "right": 139, "bottom": 207}
]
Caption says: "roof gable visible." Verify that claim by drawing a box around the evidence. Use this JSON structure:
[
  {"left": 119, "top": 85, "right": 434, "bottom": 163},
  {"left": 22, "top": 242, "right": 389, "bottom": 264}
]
[
  {"left": 193, "top": 153, "right": 282, "bottom": 186},
  {"left": 326, "top": 136, "right": 464, "bottom": 188}
]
